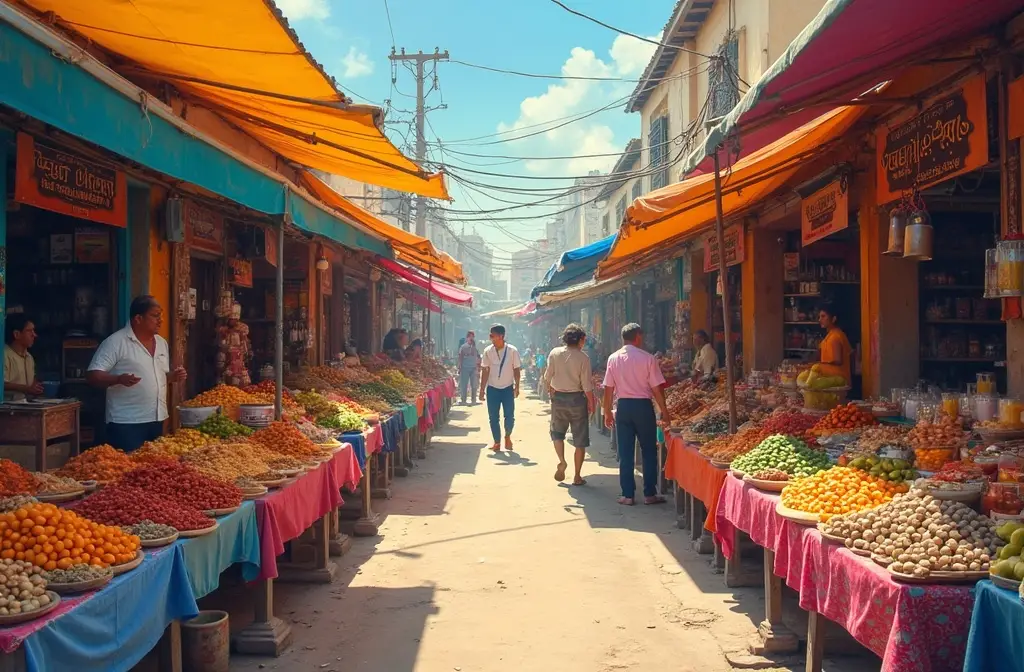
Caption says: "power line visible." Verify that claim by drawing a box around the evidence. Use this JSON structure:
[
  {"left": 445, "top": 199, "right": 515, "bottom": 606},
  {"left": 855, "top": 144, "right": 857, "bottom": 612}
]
[
  {"left": 546, "top": 0, "right": 713, "bottom": 59},
  {"left": 382, "top": 0, "right": 397, "bottom": 49},
  {"left": 450, "top": 59, "right": 650, "bottom": 82}
]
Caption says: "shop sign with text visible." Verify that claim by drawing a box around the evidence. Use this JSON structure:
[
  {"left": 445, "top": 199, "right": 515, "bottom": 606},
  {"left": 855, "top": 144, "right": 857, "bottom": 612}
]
[
  {"left": 801, "top": 178, "right": 849, "bottom": 246},
  {"left": 703, "top": 224, "right": 745, "bottom": 273},
  {"left": 183, "top": 200, "right": 225, "bottom": 256},
  {"left": 876, "top": 74, "right": 987, "bottom": 204},
  {"left": 228, "top": 258, "right": 253, "bottom": 288},
  {"left": 14, "top": 133, "right": 127, "bottom": 228}
]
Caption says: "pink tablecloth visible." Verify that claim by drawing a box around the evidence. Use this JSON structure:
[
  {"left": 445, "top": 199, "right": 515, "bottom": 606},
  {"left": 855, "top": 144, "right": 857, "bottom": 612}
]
[
  {"left": 714, "top": 476, "right": 973, "bottom": 672},
  {"left": 442, "top": 377, "right": 455, "bottom": 398},
  {"left": 254, "top": 444, "right": 360, "bottom": 580},
  {"left": 364, "top": 423, "right": 383, "bottom": 456}
]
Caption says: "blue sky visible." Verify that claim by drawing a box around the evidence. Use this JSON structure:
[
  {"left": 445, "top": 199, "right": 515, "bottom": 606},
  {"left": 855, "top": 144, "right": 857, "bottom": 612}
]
[{"left": 274, "top": 0, "right": 669, "bottom": 259}]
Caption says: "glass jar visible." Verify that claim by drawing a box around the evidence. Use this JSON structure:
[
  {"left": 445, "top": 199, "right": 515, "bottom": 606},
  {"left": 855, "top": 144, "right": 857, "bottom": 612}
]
[
  {"left": 914, "top": 445, "right": 956, "bottom": 472},
  {"left": 985, "top": 247, "right": 999, "bottom": 298},
  {"left": 998, "top": 455, "right": 1023, "bottom": 483},
  {"left": 975, "top": 393, "right": 998, "bottom": 422},
  {"left": 977, "top": 372, "right": 996, "bottom": 395},
  {"left": 904, "top": 393, "right": 922, "bottom": 421},
  {"left": 997, "top": 240, "right": 1024, "bottom": 297},
  {"left": 982, "top": 483, "right": 1024, "bottom": 518},
  {"left": 973, "top": 454, "right": 1000, "bottom": 481},
  {"left": 941, "top": 392, "right": 960, "bottom": 419},
  {"left": 1000, "top": 397, "right": 1024, "bottom": 428}
]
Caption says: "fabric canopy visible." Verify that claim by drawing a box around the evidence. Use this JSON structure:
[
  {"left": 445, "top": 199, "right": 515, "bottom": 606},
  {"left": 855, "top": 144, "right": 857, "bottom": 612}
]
[
  {"left": 536, "top": 276, "right": 629, "bottom": 307},
  {"left": 598, "top": 105, "right": 866, "bottom": 279},
  {"left": 480, "top": 303, "right": 526, "bottom": 318},
  {"left": 685, "top": 0, "right": 1023, "bottom": 174},
  {"left": 531, "top": 234, "right": 615, "bottom": 297},
  {"left": 25, "top": 0, "right": 448, "bottom": 198},
  {"left": 398, "top": 286, "right": 442, "bottom": 314},
  {"left": 298, "top": 171, "right": 464, "bottom": 284},
  {"left": 376, "top": 257, "right": 474, "bottom": 307}
]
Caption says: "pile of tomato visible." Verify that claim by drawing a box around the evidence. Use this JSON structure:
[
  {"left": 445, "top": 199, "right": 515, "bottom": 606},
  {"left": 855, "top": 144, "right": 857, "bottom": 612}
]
[
  {"left": 72, "top": 485, "right": 215, "bottom": 531},
  {"left": 118, "top": 461, "right": 242, "bottom": 510}
]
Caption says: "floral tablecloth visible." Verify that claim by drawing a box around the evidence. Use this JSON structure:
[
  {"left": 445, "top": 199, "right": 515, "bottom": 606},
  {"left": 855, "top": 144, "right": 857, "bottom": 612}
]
[
  {"left": 663, "top": 435, "right": 728, "bottom": 533},
  {"left": 714, "top": 475, "right": 974, "bottom": 672}
]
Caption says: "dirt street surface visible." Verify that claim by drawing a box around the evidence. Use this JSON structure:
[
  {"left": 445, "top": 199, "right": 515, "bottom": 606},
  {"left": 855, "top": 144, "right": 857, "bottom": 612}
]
[{"left": 229, "top": 393, "right": 877, "bottom": 672}]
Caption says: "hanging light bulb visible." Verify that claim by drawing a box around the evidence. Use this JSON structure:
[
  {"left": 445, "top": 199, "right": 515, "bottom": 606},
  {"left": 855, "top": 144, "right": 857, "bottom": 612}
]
[{"left": 316, "top": 254, "right": 329, "bottom": 271}]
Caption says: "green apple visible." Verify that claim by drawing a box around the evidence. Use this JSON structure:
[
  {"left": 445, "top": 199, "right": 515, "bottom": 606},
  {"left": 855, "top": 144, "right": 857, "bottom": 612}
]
[{"left": 1010, "top": 528, "right": 1024, "bottom": 549}]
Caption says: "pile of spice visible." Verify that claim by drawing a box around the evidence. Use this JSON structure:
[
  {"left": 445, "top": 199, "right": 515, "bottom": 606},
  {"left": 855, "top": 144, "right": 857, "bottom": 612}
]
[
  {"left": 73, "top": 485, "right": 215, "bottom": 532},
  {"left": 118, "top": 461, "right": 242, "bottom": 510},
  {"left": 55, "top": 445, "right": 136, "bottom": 483}
]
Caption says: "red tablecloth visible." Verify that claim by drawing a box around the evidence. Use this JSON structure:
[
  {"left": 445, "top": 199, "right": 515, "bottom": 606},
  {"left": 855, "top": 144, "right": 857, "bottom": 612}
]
[
  {"left": 663, "top": 435, "right": 728, "bottom": 533},
  {"left": 254, "top": 444, "right": 361, "bottom": 580},
  {"left": 443, "top": 377, "right": 455, "bottom": 397},
  {"left": 714, "top": 475, "right": 973, "bottom": 672}
]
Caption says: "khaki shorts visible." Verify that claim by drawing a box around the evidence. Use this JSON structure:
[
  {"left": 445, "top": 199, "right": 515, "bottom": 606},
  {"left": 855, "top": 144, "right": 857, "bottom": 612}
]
[{"left": 550, "top": 392, "right": 590, "bottom": 448}]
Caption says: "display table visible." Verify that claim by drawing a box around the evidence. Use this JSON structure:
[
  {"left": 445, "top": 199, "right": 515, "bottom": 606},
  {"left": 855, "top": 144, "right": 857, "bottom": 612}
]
[
  {"left": 181, "top": 501, "right": 261, "bottom": 599},
  {"left": 0, "top": 401, "right": 81, "bottom": 471},
  {"left": 664, "top": 435, "right": 727, "bottom": 555},
  {"left": 395, "top": 403, "right": 418, "bottom": 476},
  {"left": 715, "top": 475, "right": 975, "bottom": 672},
  {"left": 0, "top": 544, "right": 198, "bottom": 672},
  {"left": 964, "top": 580, "right": 1023, "bottom": 672}
]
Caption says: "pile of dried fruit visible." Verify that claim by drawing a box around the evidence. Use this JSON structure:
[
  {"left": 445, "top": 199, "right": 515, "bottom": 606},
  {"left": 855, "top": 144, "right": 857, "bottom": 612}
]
[
  {"left": 182, "top": 444, "right": 277, "bottom": 482},
  {"left": 55, "top": 445, "right": 136, "bottom": 483},
  {"left": 134, "top": 429, "right": 219, "bottom": 463},
  {"left": 118, "top": 462, "right": 242, "bottom": 510},
  {"left": 250, "top": 422, "right": 327, "bottom": 460},
  {"left": 822, "top": 490, "right": 1000, "bottom": 578},
  {"left": 311, "top": 365, "right": 377, "bottom": 386},
  {"left": 122, "top": 521, "right": 177, "bottom": 540},
  {"left": 809, "top": 403, "right": 877, "bottom": 436},
  {"left": 353, "top": 381, "right": 406, "bottom": 406},
  {"left": 327, "top": 391, "right": 391, "bottom": 414},
  {"left": 780, "top": 466, "right": 909, "bottom": 521},
  {"left": 43, "top": 563, "right": 111, "bottom": 584},
  {"left": 376, "top": 369, "right": 420, "bottom": 396},
  {"left": 690, "top": 412, "right": 731, "bottom": 436},
  {"left": 855, "top": 426, "right": 912, "bottom": 453},
  {"left": 294, "top": 419, "right": 336, "bottom": 444},
  {"left": 699, "top": 427, "right": 772, "bottom": 462},
  {"left": 731, "top": 435, "right": 831, "bottom": 478},
  {"left": 73, "top": 485, "right": 215, "bottom": 532},
  {"left": 0, "top": 496, "right": 37, "bottom": 513},
  {"left": 0, "top": 502, "right": 141, "bottom": 568},
  {"left": 0, "top": 460, "right": 37, "bottom": 496},
  {"left": 758, "top": 411, "right": 819, "bottom": 441},
  {"left": 196, "top": 413, "right": 254, "bottom": 439},
  {"left": 31, "top": 473, "right": 83, "bottom": 495},
  {"left": 749, "top": 468, "right": 790, "bottom": 482},
  {"left": 182, "top": 385, "right": 262, "bottom": 419},
  {"left": 0, "top": 559, "right": 50, "bottom": 615}
]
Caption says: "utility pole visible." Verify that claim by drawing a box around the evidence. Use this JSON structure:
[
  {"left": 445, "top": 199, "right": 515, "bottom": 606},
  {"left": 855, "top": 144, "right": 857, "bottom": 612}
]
[{"left": 389, "top": 48, "right": 449, "bottom": 237}]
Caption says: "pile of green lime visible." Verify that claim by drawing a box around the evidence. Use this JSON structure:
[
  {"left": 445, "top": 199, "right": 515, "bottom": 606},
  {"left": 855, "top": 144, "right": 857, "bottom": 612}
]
[{"left": 731, "top": 434, "right": 831, "bottom": 478}]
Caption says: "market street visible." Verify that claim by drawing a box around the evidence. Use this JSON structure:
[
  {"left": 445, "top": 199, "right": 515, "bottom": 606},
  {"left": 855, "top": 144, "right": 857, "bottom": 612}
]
[{"left": 229, "top": 392, "right": 876, "bottom": 672}]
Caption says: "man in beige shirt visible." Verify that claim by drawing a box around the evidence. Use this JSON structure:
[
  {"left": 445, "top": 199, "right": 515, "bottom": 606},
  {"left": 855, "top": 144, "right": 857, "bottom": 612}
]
[
  {"left": 543, "top": 323, "right": 595, "bottom": 486},
  {"left": 4, "top": 314, "right": 42, "bottom": 401}
]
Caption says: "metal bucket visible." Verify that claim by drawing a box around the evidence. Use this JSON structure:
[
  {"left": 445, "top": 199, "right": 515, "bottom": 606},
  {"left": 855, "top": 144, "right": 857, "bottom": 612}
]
[
  {"left": 884, "top": 210, "right": 907, "bottom": 256},
  {"left": 182, "top": 610, "right": 229, "bottom": 672},
  {"left": 903, "top": 211, "right": 933, "bottom": 261}
]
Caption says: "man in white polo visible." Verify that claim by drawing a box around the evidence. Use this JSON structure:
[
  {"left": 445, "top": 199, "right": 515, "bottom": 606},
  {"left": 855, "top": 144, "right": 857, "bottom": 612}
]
[
  {"left": 87, "top": 295, "right": 186, "bottom": 452},
  {"left": 479, "top": 324, "right": 522, "bottom": 452}
]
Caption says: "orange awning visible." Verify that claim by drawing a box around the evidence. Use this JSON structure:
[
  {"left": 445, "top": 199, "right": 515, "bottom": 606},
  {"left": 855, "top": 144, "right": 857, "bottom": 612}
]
[
  {"left": 22, "top": 0, "right": 448, "bottom": 199},
  {"left": 299, "top": 171, "right": 465, "bottom": 285},
  {"left": 597, "top": 105, "right": 867, "bottom": 279}
]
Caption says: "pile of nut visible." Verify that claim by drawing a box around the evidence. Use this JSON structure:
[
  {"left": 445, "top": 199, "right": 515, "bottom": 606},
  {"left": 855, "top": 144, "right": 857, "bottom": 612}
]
[
  {"left": 821, "top": 490, "right": 1001, "bottom": 578},
  {"left": 0, "top": 496, "right": 38, "bottom": 513},
  {"left": 181, "top": 443, "right": 276, "bottom": 482},
  {"left": 122, "top": 521, "right": 178, "bottom": 541},
  {"left": 32, "top": 473, "right": 83, "bottom": 495},
  {"left": 0, "top": 559, "right": 51, "bottom": 615},
  {"left": 749, "top": 468, "right": 790, "bottom": 482},
  {"left": 43, "top": 564, "right": 112, "bottom": 585}
]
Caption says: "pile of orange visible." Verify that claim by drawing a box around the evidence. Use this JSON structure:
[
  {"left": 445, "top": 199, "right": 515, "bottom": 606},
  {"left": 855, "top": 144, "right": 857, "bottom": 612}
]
[
  {"left": 809, "top": 403, "right": 877, "bottom": 436},
  {"left": 780, "top": 466, "right": 908, "bottom": 521},
  {"left": 0, "top": 502, "right": 141, "bottom": 570}
]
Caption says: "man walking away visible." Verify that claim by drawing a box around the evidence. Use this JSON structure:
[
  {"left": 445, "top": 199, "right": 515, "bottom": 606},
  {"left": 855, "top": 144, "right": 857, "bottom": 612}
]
[
  {"left": 602, "top": 323, "right": 671, "bottom": 506},
  {"left": 457, "top": 331, "right": 481, "bottom": 404},
  {"left": 479, "top": 324, "right": 522, "bottom": 452},
  {"left": 543, "top": 323, "right": 594, "bottom": 486}
]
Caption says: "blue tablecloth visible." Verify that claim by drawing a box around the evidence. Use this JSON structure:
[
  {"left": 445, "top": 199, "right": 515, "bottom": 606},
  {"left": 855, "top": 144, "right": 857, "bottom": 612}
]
[
  {"left": 343, "top": 431, "right": 368, "bottom": 470},
  {"left": 178, "top": 501, "right": 261, "bottom": 598},
  {"left": 22, "top": 545, "right": 198, "bottom": 672},
  {"left": 400, "top": 403, "right": 418, "bottom": 432},
  {"left": 380, "top": 413, "right": 402, "bottom": 454},
  {"left": 964, "top": 580, "right": 1024, "bottom": 672}
]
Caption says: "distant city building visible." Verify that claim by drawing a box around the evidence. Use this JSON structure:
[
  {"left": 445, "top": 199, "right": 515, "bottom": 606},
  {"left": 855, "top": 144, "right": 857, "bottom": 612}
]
[{"left": 509, "top": 240, "right": 552, "bottom": 301}]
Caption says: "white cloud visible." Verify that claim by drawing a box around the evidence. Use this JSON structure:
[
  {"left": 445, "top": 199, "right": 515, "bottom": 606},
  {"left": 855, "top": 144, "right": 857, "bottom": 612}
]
[
  {"left": 495, "top": 36, "right": 660, "bottom": 178},
  {"left": 273, "top": 0, "right": 329, "bottom": 21},
  {"left": 340, "top": 47, "right": 375, "bottom": 78}
]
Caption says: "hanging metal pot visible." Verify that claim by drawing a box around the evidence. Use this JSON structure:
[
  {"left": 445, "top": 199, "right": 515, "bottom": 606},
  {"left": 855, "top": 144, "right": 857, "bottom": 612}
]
[
  {"left": 903, "top": 210, "right": 933, "bottom": 261},
  {"left": 884, "top": 209, "right": 908, "bottom": 256}
]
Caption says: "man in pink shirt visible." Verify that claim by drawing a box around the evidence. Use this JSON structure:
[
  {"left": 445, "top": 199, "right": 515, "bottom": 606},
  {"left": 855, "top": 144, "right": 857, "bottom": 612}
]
[{"left": 602, "top": 323, "right": 671, "bottom": 506}]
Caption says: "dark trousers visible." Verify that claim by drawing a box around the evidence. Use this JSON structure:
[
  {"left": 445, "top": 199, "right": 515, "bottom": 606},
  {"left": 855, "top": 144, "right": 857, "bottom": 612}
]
[
  {"left": 106, "top": 421, "right": 164, "bottom": 453},
  {"left": 615, "top": 398, "right": 658, "bottom": 498},
  {"left": 485, "top": 385, "right": 515, "bottom": 443}
]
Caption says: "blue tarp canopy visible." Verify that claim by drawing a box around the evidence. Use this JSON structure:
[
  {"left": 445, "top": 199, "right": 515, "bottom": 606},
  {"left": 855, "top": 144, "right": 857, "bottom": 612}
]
[{"left": 531, "top": 234, "right": 614, "bottom": 297}]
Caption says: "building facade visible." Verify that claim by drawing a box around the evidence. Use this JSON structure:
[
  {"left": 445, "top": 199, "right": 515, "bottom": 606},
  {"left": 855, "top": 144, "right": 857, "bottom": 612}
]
[{"left": 597, "top": 139, "right": 642, "bottom": 237}]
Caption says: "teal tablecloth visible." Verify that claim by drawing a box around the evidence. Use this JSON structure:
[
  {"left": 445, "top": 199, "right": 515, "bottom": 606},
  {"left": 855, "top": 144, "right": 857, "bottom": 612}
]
[
  {"left": 965, "top": 580, "right": 1023, "bottom": 672},
  {"left": 400, "top": 403, "right": 418, "bottom": 431},
  {"left": 178, "top": 500, "right": 261, "bottom": 598}
]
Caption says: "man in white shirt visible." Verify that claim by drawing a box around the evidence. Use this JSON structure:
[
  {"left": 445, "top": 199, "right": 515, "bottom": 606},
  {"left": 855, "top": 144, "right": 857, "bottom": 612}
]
[
  {"left": 87, "top": 296, "right": 186, "bottom": 452},
  {"left": 692, "top": 329, "right": 719, "bottom": 381},
  {"left": 479, "top": 324, "right": 522, "bottom": 452}
]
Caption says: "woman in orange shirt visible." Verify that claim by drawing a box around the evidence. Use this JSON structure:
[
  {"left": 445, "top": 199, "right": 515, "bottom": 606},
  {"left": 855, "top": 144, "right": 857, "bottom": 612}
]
[{"left": 817, "top": 307, "right": 852, "bottom": 383}]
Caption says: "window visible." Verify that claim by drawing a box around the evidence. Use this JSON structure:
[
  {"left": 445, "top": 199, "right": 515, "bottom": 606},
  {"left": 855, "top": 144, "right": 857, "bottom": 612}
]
[
  {"left": 648, "top": 114, "right": 669, "bottom": 191},
  {"left": 631, "top": 180, "right": 642, "bottom": 201},
  {"left": 615, "top": 197, "right": 627, "bottom": 228},
  {"left": 709, "top": 32, "right": 740, "bottom": 119},
  {"left": 601, "top": 213, "right": 610, "bottom": 236}
]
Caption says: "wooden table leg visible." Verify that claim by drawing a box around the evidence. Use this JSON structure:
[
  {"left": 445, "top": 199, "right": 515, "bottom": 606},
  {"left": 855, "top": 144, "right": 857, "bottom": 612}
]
[
  {"left": 689, "top": 499, "right": 713, "bottom": 554},
  {"left": 372, "top": 453, "right": 393, "bottom": 500},
  {"left": 36, "top": 416, "right": 47, "bottom": 472},
  {"left": 674, "top": 483, "right": 687, "bottom": 530},
  {"left": 157, "top": 620, "right": 183, "bottom": 672},
  {"left": 278, "top": 514, "right": 339, "bottom": 583},
  {"left": 347, "top": 458, "right": 380, "bottom": 536},
  {"left": 395, "top": 431, "right": 410, "bottom": 477},
  {"left": 724, "top": 528, "right": 765, "bottom": 588},
  {"left": 806, "top": 610, "right": 825, "bottom": 672},
  {"left": 71, "top": 411, "right": 80, "bottom": 459},
  {"left": 0, "top": 643, "right": 28, "bottom": 671},
  {"left": 327, "top": 506, "right": 352, "bottom": 557},
  {"left": 416, "top": 427, "right": 427, "bottom": 459},
  {"left": 747, "top": 548, "right": 798, "bottom": 655},
  {"left": 233, "top": 579, "right": 293, "bottom": 656}
]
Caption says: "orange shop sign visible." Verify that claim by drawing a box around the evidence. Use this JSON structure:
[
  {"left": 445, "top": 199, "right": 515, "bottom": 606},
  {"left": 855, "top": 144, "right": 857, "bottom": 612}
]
[
  {"left": 801, "top": 178, "right": 849, "bottom": 246},
  {"left": 183, "top": 199, "right": 225, "bottom": 256},
  {"left": 876, "top": 74, "right": 988, "bottom": 204},
  {"left": 703, "top": 224, "right": 745, "bottom": 273},
  {"left": 14, "top": 133, "right": 127, "bottom": 228}
]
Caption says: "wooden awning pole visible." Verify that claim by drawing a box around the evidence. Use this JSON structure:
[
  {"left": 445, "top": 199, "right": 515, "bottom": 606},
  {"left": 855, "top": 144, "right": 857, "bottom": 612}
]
[{"left": 713, "top": 151, "right": 738, "bottom": 434}]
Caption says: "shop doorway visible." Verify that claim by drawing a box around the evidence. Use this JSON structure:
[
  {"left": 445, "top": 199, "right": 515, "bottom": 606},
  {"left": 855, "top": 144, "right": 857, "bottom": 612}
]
[{"left": 186, "top": 256, "right": 219, "bottom": 397}]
